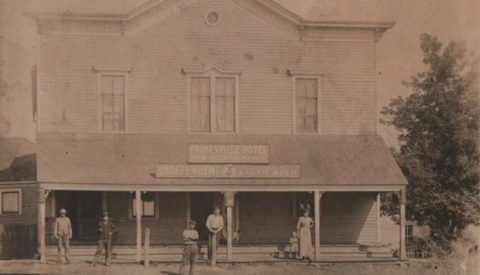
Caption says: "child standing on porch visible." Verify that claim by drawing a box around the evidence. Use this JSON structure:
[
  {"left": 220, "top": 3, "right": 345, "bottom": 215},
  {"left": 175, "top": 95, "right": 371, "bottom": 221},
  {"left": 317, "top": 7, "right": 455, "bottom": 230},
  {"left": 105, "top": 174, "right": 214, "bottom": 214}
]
[{"left": 285, "top": 231, "right": 299, "bottom": 259}]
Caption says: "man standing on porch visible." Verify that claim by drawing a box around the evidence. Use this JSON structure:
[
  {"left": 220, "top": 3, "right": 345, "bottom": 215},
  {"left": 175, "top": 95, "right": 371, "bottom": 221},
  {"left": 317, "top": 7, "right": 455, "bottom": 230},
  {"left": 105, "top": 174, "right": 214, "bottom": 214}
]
[
  {"left": 206, "top": 206, "right": 224, "bottom": 263},
  {"left": 54, "top": 208, "right": 72, "bottom": 264},
  {"left": 91, "top": 211, "right": 117, "bottom": 267},
  {"left": 179, "top": 220, "right": 199, "bottom": 275}
]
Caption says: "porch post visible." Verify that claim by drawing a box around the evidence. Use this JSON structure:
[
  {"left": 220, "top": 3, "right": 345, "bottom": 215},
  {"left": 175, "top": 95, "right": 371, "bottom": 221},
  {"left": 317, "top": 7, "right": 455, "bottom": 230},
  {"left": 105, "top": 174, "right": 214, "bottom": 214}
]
[
  {"left": 377, "top": 192, "right": 381, "bottom": 242},
  {"left": 102, "top": 192, "right": 108, "bottom": 212},
  {"left": 314, "top": 191, "right": 323, "bottom": 262},
  {"left": 224, "top": 192, "right": 235, "bottom": 261},
  {"left": 399, "top": 187, "right": 407, "bottom": 260},
  {"left": 37, "top": 187, "right": 47, "bottom": 262},
  {"left": 186, "top": 192, "right": 191, "bottom": 226},
  {"left": 135, "top": 190, "right": 143, "bottom": 262}
]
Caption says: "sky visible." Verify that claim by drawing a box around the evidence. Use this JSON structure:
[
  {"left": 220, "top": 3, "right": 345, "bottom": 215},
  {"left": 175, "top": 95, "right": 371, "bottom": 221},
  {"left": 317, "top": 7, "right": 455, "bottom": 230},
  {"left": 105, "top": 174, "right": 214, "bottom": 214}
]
[{"left": 0, "top": 0, "right": 479, "bottom": 145}]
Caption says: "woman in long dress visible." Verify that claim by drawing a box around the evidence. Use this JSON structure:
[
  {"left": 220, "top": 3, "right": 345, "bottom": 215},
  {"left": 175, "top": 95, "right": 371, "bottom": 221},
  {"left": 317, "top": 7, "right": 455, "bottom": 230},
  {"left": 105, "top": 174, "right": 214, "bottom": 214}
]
[{"left": 297, "top": 209, "right": 314, "bottom": 262}]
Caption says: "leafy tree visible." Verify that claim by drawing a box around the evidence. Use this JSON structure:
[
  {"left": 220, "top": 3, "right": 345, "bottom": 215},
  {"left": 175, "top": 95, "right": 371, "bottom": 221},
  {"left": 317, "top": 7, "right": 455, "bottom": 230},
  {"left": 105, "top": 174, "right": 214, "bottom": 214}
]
[{"left": 380, "top": 33, "right": 480, "bottom": 253}]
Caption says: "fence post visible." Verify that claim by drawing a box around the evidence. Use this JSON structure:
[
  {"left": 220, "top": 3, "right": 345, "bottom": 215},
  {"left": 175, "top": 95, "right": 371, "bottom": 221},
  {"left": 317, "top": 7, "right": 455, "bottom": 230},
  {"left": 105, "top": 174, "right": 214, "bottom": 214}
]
[{"left": 144, "top": 228, "right": 150, "bottom": 266}]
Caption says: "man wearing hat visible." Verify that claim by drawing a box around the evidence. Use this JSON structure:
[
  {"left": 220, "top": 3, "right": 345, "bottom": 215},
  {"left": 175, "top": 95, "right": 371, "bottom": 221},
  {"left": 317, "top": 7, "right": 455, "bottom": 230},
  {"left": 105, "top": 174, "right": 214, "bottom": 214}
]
[
  {"left": 205, "top": 206, "right": 224, "bottom": 263},
  {"left": 91, "top": 211, "right": 117, "bottom": 266},
  {"left": 179, "top": 220, "right": 199, "bottom": 275},
  {"left": 54, "top": 208, "right": 72, "bottom": 264}
]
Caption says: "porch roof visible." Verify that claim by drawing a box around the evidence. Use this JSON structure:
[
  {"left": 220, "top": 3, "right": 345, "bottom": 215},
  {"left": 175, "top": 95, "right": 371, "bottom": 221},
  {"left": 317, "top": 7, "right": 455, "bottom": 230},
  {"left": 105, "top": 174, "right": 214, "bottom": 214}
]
[{"left": 37, "top": 133, "right": 407, "bottom": 190}]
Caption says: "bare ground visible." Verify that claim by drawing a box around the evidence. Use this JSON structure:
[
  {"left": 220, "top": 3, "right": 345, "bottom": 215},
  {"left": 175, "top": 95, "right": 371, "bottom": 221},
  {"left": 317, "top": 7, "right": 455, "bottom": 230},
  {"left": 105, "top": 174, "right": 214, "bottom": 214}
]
[{"left": 0, "top": 259, "right": 477, "bottom": 275}]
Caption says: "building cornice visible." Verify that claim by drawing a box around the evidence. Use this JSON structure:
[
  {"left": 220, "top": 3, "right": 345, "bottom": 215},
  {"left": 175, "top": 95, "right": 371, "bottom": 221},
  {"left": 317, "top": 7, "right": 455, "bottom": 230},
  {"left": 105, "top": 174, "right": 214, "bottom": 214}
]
[{"left": 24, "top": 0, "right": 394, "bottom": 40}]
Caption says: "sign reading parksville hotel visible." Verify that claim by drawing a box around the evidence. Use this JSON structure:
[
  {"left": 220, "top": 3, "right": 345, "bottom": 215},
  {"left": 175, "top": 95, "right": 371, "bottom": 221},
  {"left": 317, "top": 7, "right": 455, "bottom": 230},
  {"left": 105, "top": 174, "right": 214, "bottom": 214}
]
[
  {"left": 188, "top": 144, "right": 269, "bottom": 164},
  {"left": 155, "top": 164, "right": 300, "bottom": 179}
]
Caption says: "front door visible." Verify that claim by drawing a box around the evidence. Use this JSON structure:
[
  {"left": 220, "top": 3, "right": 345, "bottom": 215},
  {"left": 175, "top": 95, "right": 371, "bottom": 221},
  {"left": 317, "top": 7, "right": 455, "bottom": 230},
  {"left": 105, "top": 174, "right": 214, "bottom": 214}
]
[
  {"left": 55, "top": 191, "right": 103, "bottom": 243},
  {"left": 190, "top": 192, "right": 222, "bottom": 243}
]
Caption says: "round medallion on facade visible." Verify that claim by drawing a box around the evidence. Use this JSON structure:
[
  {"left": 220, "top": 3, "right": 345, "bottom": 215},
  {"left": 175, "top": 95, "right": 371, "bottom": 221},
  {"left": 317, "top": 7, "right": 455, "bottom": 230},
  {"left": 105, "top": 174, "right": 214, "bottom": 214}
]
[{"left": 205, "top": 11, "right": 220, "bottom": 26}]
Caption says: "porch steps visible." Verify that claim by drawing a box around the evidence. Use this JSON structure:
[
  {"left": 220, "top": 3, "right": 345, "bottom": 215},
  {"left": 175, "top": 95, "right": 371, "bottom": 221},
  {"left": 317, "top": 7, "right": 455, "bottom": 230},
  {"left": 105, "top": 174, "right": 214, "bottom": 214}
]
[{"left": 46, "top": 244, "right": 394, "bottom": 262}]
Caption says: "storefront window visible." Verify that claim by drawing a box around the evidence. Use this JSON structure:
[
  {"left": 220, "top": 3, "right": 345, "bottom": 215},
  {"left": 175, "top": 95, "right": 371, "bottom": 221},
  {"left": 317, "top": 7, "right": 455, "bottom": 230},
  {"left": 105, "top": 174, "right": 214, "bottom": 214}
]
[
  {"left": 132, "top": 193, "right": 156, "bottom": 217},
  {"left": 0, "top": 190, "right": 21, "bottom": 214}
]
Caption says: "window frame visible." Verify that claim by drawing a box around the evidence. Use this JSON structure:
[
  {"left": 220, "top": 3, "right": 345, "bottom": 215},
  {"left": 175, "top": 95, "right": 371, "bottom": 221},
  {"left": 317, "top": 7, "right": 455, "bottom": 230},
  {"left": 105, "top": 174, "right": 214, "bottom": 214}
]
[
  {"left": 96, "top": 71, "right": 129, "bottom": 133},
  {"left": 290, "top": 71, "right": 322, "bottom": 134},
  {"left": 0, "top": 189, "right": 22, "bottom": 215},
  {"left": 129, "top": 192, "right": 160, "bottom": 219},
  {"left": 185, "top": 67, "right": 240, "bottom": 134}
]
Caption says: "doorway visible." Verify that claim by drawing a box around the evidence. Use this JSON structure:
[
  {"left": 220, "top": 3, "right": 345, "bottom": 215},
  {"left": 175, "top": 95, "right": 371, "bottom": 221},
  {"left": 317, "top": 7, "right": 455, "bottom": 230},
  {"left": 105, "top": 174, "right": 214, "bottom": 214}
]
[
  {"left": 190, "top": 192, "right": 222, "bottom": 242},
  {"left": 55, "top": 191, "right": 103, "bottom": 243}
]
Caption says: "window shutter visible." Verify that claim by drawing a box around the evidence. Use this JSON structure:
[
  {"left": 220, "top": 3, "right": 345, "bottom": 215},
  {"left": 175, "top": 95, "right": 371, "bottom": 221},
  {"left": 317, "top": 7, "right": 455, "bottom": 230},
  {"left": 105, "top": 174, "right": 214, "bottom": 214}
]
[
  {"left": 190, "top": 77, "right": 211, "bottom": 132},
  {"left": 215, "top": 77, "right": 235, "bottom": 132}
]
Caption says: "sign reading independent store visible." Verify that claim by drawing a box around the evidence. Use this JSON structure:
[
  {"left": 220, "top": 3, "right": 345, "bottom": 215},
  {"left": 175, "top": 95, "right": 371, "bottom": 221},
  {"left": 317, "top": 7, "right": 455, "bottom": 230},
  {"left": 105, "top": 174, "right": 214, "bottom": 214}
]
[{"left": 155, "top": 164, "right": 300, "bottom": 179}]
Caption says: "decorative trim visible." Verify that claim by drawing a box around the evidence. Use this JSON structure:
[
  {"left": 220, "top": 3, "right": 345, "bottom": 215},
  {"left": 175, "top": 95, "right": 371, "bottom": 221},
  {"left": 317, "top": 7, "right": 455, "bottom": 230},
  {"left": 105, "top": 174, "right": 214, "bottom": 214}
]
[
  {"left": 39, "top": 182, "right": 407, "bottom": 192},
  {"left": 92, "top": 66, "right": 134, "bottom": 73},
  {"left": 204, "top": 11, "right": 220, "bottom": 26},
  {"left": 287, "top": 69, "right": 324, "bottom": 77},
  {"left": 181, "top": 65, "right": 242, "bottom": 76},
  {"left": 25, "top": 0, "right": 395, "bottom": 40}
]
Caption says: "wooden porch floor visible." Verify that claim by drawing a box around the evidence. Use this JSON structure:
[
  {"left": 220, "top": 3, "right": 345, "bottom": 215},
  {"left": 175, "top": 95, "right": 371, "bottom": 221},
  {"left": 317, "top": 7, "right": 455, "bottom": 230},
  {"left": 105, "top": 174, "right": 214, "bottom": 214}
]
[{"left": 46, "top": 244, "right": 397, "bottom": 263}]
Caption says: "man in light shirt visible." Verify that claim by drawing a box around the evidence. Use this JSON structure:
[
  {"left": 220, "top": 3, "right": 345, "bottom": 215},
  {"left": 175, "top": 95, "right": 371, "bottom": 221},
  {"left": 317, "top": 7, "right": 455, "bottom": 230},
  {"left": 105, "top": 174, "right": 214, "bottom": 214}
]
[
  {"left": 179, "top": 220, "right": 199, "bottom": 275},
  {"left": 54, "top": 208, "right": 72, "bottom": 264},
  {"left": 205, "top": 206, "right": 224, "bottom": 263}
]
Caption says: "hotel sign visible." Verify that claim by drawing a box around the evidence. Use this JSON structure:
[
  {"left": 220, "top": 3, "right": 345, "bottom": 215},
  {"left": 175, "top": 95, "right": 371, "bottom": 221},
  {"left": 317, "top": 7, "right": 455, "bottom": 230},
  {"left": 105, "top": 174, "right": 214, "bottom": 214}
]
[
  {"left": 188, "top": 144, "right": 269, "bottom": 164},
  {"left": 155, "top": 164, "right": 300, "bottom": 179}
]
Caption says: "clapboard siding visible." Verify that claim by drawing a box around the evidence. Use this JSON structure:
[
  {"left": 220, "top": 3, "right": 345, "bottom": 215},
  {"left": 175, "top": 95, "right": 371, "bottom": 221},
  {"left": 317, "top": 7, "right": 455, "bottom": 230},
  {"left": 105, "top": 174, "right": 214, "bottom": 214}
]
[
  {"left": 38, "top": 0, "right": 377, "bottom": 135},
  {"left": 0, "top": 184, "right": 37, "bottom": 225},
  {"left": 320, "top": 192, "right": 378, "bottom": 244}
]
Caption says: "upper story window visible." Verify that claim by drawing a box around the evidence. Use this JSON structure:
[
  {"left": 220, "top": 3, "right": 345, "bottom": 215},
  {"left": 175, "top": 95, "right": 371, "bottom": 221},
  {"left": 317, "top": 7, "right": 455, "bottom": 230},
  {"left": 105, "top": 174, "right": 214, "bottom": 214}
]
[
  {"left": 100, "top": 74, "right": 126, "bottom": 132},
  {"left": 0, "top": 189, "right": 22, "bottom": 215},
  {"left": 295, "top": 78, "right": 318, "bottom": 133},
  {"left": 289, "top": 71, "right": 322, "bottom": 134},
  {"left": 186, "top": 67, "right": 239, "bottom": 133}
]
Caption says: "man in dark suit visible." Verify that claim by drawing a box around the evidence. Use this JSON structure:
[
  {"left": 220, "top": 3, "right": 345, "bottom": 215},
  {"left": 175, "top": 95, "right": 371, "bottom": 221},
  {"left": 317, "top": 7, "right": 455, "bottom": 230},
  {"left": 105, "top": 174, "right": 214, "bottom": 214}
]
[{"left": 91, "top": 211, "right": 117, "bottom": 266}]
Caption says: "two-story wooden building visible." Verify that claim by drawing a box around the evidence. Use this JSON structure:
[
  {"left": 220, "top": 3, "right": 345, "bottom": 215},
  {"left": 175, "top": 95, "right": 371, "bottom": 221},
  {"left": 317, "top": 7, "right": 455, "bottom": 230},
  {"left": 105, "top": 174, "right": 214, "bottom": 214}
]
[{"left": 29, "top": 0, "right": 407, "bottom": 262}]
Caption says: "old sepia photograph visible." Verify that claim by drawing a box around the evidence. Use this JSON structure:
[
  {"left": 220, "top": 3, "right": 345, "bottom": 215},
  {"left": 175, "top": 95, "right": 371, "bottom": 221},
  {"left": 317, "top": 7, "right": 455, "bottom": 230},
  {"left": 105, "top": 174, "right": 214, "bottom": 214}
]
[{"left": 0, "top": 0, "right": 478, "bottom": 274}]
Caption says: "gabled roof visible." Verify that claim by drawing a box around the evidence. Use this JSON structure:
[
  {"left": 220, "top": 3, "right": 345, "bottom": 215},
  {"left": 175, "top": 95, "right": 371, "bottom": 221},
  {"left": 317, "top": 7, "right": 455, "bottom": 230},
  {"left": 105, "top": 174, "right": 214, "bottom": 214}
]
[{"left": 25, "top": 0, "right": 394, "bottom": 39}]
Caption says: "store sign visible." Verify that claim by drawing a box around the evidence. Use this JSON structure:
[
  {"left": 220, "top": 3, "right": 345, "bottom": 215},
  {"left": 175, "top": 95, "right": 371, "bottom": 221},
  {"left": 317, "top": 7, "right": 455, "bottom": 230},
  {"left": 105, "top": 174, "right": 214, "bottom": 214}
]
[
  {"left": 155, "top": 164, "right": 300, "bottom": 179},
  {"left": 188, "top": 144, "right": 269, "bottom": 164}
]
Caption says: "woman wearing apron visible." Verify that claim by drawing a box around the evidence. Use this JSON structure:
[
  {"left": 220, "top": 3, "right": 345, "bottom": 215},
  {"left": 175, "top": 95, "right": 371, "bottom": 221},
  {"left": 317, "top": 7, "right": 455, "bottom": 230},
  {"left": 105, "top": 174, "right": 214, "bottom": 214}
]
[{"left": 297, "top": 209, "right": 314, "bottom": 262}]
